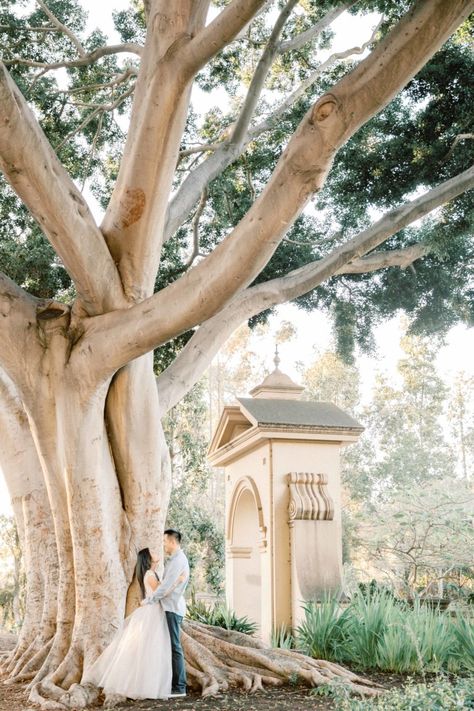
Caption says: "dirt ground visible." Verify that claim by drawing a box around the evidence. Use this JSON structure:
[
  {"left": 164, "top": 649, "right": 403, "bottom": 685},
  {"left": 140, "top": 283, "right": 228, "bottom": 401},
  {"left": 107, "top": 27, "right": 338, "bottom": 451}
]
[
  {"left": 0, "top": 631, "right": 406, "bottom": 711},
  {"left": 0, "top": 677, "right": 410, "bottom": 711}
]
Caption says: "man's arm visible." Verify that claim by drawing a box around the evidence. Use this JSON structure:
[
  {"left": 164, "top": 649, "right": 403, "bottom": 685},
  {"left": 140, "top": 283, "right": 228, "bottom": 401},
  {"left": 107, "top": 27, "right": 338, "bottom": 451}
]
[{"left": 143, "top": 556, "right": 186, "bottom": 604}]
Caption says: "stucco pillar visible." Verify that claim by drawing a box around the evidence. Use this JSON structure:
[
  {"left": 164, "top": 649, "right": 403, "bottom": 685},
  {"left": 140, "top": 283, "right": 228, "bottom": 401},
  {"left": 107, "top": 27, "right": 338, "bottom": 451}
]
[{"left": 287, "top": 472, "right": 342, "bottom": 630}]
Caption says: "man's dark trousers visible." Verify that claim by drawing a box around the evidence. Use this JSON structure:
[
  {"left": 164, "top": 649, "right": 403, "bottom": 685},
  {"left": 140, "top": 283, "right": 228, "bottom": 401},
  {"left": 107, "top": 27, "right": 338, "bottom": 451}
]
[{"left": 165, "top": 611, "right": 186, "bottom": 692}]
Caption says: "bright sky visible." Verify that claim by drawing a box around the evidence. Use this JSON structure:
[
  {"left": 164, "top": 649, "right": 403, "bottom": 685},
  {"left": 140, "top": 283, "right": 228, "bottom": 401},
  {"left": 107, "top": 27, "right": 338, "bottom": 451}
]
[
  {"left": 1, "top": 2, "right": 472, "bottom": 516},
  {"left": 248, "top": 306, "right": 474, "bottom": 399}
]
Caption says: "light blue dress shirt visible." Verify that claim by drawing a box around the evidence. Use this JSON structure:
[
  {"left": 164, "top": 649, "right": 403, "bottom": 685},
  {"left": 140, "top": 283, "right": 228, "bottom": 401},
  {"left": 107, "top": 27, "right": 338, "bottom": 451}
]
[{"left": 146, "top": 548, "right": 189, "bottom": 617}]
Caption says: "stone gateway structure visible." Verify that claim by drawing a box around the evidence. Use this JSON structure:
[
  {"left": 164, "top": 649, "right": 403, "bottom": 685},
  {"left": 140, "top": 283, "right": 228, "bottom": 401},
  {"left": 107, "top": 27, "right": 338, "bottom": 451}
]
[{"left": 208, "top": 352, "right": 363, "bottom": 642}]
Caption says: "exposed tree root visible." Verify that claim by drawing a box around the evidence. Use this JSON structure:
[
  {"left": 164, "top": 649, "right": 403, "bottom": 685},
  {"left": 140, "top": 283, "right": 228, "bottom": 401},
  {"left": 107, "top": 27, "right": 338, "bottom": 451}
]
[
  {"left": 3, "top": 637, "right": 31, "bottom": 672},
  {"left": 6, "top": 637, "right": 42, "bottom": 675},
  {"left": 28, "top": 642, "right": 85, "bottom": 709},
  {"left": 3, "top": 621, "right": 383, "bottom": 708},
  {"left": 180, "top": 621, "right": 383, "bottom": 698},
  {"left": 4, "top": 637, "right": 54, "bottom": 684}
]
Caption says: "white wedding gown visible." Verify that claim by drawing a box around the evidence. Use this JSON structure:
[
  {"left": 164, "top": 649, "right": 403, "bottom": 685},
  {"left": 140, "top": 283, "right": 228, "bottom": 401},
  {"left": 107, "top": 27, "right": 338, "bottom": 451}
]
[{"left": 82, "top": 570, "right": 172, "bottom": 700}]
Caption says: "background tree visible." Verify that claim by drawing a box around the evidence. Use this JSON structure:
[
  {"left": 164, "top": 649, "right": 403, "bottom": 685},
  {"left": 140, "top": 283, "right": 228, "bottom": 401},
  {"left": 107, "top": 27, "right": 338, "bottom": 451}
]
[
  {"left": 354, "top": 478, "right": 474, "bottom": 598},
  {"left": 0, "top": 516, "right": 24, "bottom": 632},
  {"left": 448, "top": 372, "right": 474, "bottom": 479},
  {"left": 163, "top": 380, "right": 225, "bottom": 596},
  {"left": 302, "top": 349, "right": 360, "bottom": 412},
  {"left": 0, "top": 0, "right": 473, "bottom": 706},
  {"left": 300, "top": 327, "right": 472, "bottom": 580},
  {"left": 354, "top": 334, "right": 456, "bottom": 498}
]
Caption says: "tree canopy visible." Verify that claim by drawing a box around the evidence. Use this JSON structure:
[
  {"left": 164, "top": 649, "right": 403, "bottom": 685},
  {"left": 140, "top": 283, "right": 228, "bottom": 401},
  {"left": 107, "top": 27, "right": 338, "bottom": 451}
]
[{"left": 1, "top": 0, "right": 472, "bottom": 369}]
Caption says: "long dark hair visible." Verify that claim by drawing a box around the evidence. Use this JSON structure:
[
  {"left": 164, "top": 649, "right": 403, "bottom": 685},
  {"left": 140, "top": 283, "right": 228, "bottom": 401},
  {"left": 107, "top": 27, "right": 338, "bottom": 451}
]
[{"left": 136, "top": 548, "right": 152, "bottom": 600}]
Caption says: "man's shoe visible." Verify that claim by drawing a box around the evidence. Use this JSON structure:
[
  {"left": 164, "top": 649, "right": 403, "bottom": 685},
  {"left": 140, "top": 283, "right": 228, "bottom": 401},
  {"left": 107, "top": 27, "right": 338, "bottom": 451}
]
[{"left": 169, "top": 691, "right": 187, "bottom": 698}]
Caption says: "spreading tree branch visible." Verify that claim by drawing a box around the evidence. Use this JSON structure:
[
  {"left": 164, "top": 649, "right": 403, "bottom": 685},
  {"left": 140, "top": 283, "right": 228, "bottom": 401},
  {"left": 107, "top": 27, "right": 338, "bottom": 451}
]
[
  {"left": 3, "top": 43, "right": 143, "bottom": 70},
  {"left": 0, "top": 24, "right": 58, "bottom": 33},
  {"left": 250, "top": 18, "right": 383, "bottom": 139},
  {"left": 52, "top": 67, "right": 138, "bottom": 96},
  {"left": 178, "top": 141, "right": 223, "bottom": 158},
  {"left": 175, "top": 3, "right": 356, "bottom": 165},
  {"left": 0, "top": 63, "right": 124, "bottom": 314},
  {"left": 156, "top": 165, "right": 474, "bottom": 412},
  {"left": 78, "top": 0, "right": 474, "bottom": 379},
  {"left": 442, "top": 133, "right": 474, "bottom": 163},
  {"left": 165, "top": 16, "right": 383, "bottom": 242},
  {"left": 54, "top": 82, "right": 136, "bottom": 151},
  {"left": 331, "top": 0, "right": 474, "bottom": 139},
  {"left": 101, "top": 1, "right": 272, "bottom": 302},
  {"left": 185, "top": 188, "right": 208, "bottom": 269},
  {"left": 278, "top": 2, "right": 355, "bottom": 54},
  {"left": 338, "top": 243, "right": 431, "bottom": 273},
  {"left": 35, "top": 0, "right": 86, "bottom": 57},
  {"left": 182, "top": 0, "right": 268, "bottom": 74},
  {"left": 230, "top": 0, "right": 299, "bottom": 146},
  {"left": 100, "top": 1, "right": 212, "bottom": 301}
]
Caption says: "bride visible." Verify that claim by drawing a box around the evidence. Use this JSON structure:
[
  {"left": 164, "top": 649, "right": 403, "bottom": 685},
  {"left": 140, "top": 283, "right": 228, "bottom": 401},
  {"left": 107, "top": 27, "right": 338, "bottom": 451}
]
[{"left": 83, "top": 547, "right": 184, "bottom": 701}]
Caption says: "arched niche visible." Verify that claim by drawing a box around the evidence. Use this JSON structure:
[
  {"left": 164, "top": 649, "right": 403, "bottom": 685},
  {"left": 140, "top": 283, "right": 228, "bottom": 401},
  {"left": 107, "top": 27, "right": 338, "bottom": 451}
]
[
  {"left": 226, "top": 476, "right": 266, "bottom": 548},
  {"left": 226, "top": 477, "right": 266, "bottom": 630}
]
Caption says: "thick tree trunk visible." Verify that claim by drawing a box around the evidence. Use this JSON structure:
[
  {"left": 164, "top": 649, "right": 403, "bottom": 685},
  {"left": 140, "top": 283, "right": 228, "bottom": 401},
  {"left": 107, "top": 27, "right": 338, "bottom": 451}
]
[
  {"left": 24, "top": 388, "right": 130, "bottom": 705},
  {"left": 0, "top": 371, "right": 59, "bottom": 683},
  {"left": 5, "top": 489, "right": 59, "bottom": 685},
  {"left": 105, "top": 354, "right": 171, "bottom": 554},
  {"left": 0, "top": 342, "right": 174, "bottom": 708}
]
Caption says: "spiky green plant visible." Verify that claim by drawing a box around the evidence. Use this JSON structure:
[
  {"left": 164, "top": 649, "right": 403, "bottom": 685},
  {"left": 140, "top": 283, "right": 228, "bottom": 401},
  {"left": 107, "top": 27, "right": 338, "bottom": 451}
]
[
  {"left": 452, "top": 615, "right": 474, "bottom": 673},
  {"left": 271, "top": 623, "right": 294, "bottom": 649},
  {"left": 341, "top": 590, "right": 401, "bottom": 668},
  {"left": 186, "top": 593, "right": 258, "bottom": 635},
  {"left": 298, "top": 589, "right": 473, "bottom": 675},
  {"left": 296, "top": 595, "right": 347, "bottom": 659}
]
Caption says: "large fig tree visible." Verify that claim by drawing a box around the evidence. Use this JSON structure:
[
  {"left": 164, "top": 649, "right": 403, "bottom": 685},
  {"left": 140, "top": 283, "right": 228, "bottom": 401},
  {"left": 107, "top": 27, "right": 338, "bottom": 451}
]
[{"left": 0, "top": 0, "right": 473, "bottom": 706}]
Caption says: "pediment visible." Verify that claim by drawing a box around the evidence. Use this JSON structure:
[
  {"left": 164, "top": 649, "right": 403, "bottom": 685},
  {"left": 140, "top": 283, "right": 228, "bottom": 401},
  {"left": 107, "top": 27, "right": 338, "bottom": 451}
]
[
  {"left": 208, "top": 405, "right": 254, "bottom": 457},
  {"left": 208, "top": 397, "right": 364, "bottom": 466}
]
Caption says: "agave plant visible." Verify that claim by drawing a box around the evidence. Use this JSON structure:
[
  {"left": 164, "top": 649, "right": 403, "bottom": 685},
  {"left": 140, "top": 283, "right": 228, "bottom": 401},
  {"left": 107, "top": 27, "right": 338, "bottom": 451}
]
[
  {"left": 452, "top": 614, "right": 474, "bottom": 673},
  {"left": 342, "top": 590, "right": 401, "bottom": 669},
  {"left": 186, "top": 591, "right": 258, "bottom": 635},
  {"left": 271, "top": 624, "right": 294, "bottom": 650},
  {"left": 296, "top": 595, "right": 347, "bottom": 660}
]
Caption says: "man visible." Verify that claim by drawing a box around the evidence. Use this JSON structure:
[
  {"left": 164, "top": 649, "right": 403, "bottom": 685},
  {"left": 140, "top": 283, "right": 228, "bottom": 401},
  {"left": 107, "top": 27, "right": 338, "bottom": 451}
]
[{"left": 141, "top": 529, "right": 189, "bottom": 698}]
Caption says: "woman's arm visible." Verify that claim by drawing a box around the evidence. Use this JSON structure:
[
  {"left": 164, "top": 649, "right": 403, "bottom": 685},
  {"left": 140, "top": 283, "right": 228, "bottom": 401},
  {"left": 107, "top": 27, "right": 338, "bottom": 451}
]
[{"left": 145, "top": 570, "right": 159, "bottom": 592}]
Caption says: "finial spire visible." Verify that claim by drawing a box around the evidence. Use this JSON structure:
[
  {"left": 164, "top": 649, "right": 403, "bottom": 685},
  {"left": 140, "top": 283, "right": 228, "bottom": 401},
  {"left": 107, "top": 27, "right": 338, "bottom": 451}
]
[
  {"left": 249, "top": 343, "right": 303, "bottom": 399},
  {"left": 274, "top": 343, "right": 280, "bottom": 370}
]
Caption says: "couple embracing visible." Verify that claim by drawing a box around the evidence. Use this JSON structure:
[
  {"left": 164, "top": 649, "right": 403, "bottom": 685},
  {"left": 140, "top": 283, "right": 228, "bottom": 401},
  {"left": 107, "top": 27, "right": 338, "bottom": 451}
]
[{"left": 84, "top": 529, "right": 189, "bottom": 701}]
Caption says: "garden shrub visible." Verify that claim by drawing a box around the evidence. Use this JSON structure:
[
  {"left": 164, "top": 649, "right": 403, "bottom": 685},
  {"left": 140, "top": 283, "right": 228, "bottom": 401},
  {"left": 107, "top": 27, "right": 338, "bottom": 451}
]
[
  {"left": 186, "top": 592, "right": 258, "bottom": 635},
  {"left": 297, "top": 590, "right": 474, "bottom": 674},
  {"left": 314, "top": 676, "right": 474, "bottom": 710}
]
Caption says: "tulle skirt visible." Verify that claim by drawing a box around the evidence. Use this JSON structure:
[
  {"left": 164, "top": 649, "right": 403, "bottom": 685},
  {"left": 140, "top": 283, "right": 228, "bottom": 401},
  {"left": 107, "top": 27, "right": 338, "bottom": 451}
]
[{"left": 82, "top": 603, "right": 172, "bottom": 700}]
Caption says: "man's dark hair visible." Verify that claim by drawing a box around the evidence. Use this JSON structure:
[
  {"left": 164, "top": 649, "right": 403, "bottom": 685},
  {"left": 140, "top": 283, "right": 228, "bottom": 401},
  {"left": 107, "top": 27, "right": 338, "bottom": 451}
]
[{"left": 164, "top": 528, "right": 182, "bottom": 544}]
